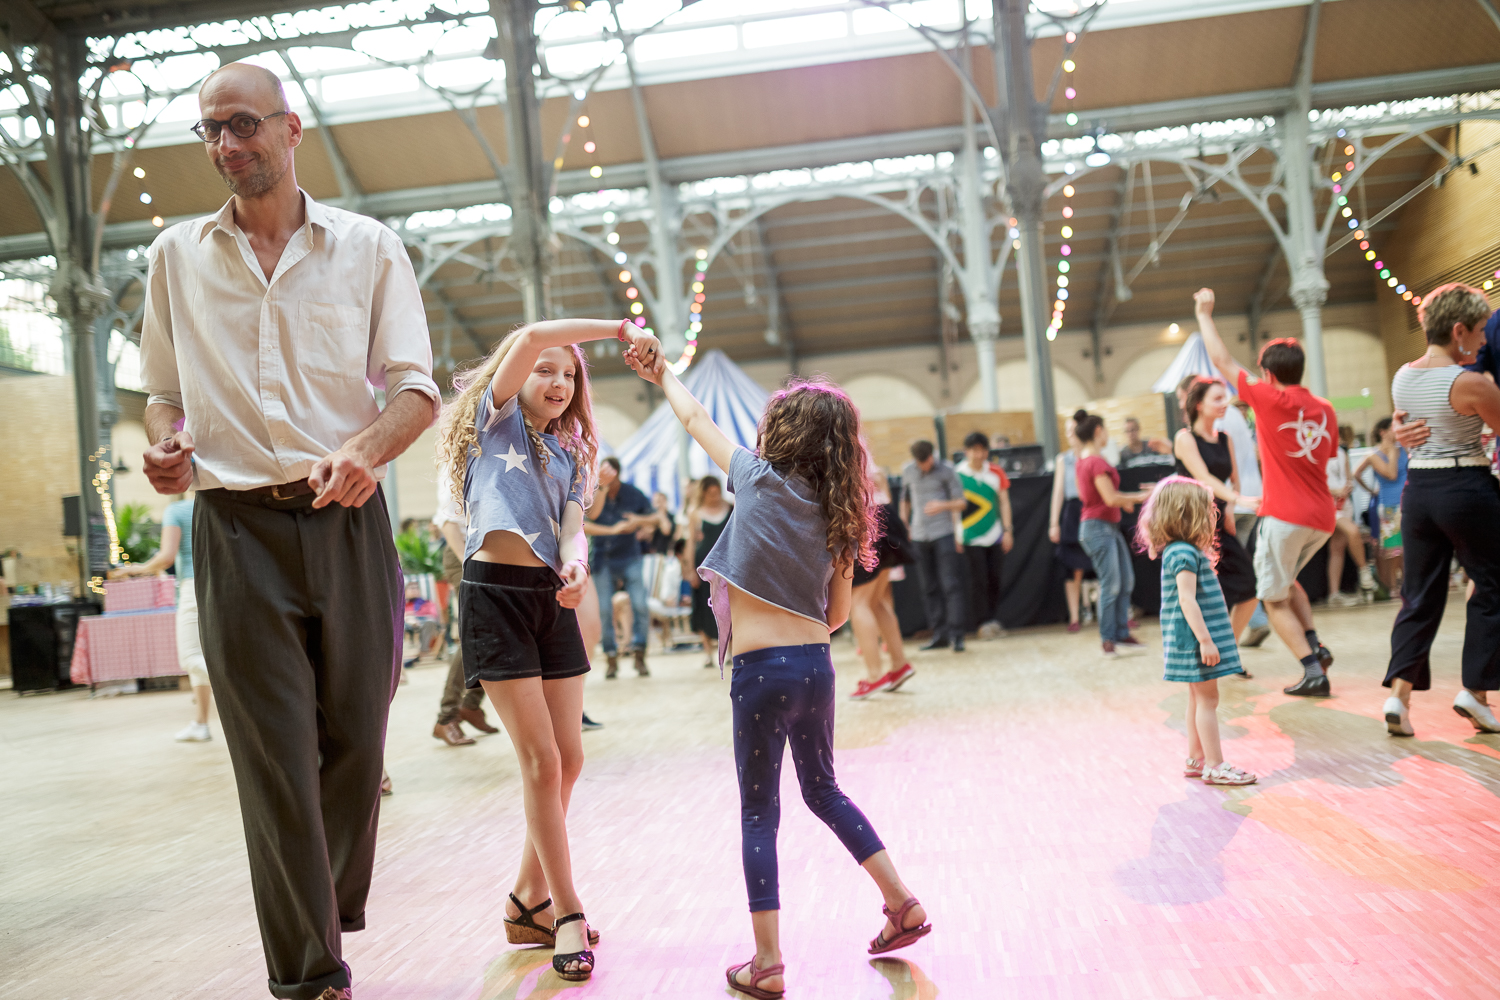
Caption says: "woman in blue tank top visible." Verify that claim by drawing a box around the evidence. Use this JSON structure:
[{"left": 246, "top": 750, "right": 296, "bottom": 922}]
[
  {"left": 1353, "top": 416, "right": 1407, "bottom": 595},
  {"left": 630, "top": 356, "right": 931, "bottom": 1000}
]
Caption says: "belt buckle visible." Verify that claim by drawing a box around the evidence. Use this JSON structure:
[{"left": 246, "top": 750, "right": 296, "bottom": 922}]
[{"left": 271, "top": 483, "right": 292, "bottom": 500}]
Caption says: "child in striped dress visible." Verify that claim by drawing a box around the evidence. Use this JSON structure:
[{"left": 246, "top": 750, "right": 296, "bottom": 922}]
[{"left": 1136, "top": 476, "right": 1257, "bottom": 786}]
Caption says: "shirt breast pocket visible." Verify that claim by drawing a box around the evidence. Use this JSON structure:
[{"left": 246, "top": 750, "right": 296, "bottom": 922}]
[{"left": 295, "top": 300, "right": 368, "bottom": 380}]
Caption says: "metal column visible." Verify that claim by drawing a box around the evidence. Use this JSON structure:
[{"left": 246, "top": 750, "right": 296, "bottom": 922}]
[{"left": 491, "top": 0, "right": 552, "bottom": 323}]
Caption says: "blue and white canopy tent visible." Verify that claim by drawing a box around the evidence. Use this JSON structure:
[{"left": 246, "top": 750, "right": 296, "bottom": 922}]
[
  {"left": 1151, "top": 332, "right": 1234, "bottom": 394},
  {"left": 615, "top": 349, "right": 769, "bottom": 508}
]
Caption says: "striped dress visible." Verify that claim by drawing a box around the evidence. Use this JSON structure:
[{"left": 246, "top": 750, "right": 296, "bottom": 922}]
[{"left": 1159, "top": 540, "right": 1243, "bottom": 682}]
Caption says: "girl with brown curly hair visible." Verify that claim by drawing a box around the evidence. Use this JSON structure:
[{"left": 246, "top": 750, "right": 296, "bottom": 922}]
[
  {"left": 435, "top": 317, "right": 660, "bottom": 984},
  {"left": 630, "top": 358, "right": 931, "bottom": 999}
]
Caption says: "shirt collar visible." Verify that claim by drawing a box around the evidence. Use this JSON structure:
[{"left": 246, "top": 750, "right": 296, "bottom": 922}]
[{"left": 197, "top": 188, "right": 334, "bottom": 243}]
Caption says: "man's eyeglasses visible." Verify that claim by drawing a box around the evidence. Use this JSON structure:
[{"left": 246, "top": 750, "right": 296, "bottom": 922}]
[{"left": 190, "top": 111, "right": 287, "bottom": 142}]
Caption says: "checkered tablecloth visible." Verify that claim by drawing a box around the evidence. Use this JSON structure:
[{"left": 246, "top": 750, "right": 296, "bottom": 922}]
[
  {"left": 69, "top": 608, "right": 180, "bottom": 685},
  {"left": 103, "top": 578, "right": 176, "bottom": 614}
]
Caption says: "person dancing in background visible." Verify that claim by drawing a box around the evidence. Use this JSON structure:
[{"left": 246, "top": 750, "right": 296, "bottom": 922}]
[
  {"left": 1195, "top": 287, "right": 1339, "bottom": 697},
  {"left": 1173, "top": 378, "right": 1260, "bottom": 641},
  {"left": 1353, "top": 417, "right": 1407, "bottom": 596},
  {"left": 1049, "top": 410, "right": 1096, "bottom": 634},
  {"left": 850, "top": 462, "right": 916, "bottom": 700},
  {"left": 690, "top": 474, "right": 734, "bottom": 669},
  {"left": 1380, "top": 284, "right": 1500, "bottom": 737},
  {"left": 632, "top": 357, "right": 930, "bottom": 1000},
  {"left": 437, "top": 317, "right": 658, "bottom": 982},
  {"left": 1074, "top": 413, "right": 1151, "bottom": 658},
  {"left": 1324, "top": 424, "right": 1376, "bottom": 606},
  {"left": 110, "top": 491, "right": 212, "bottom": 742},
  {"left": 431, "top": 468, "right": 499, "bottom": 746}
]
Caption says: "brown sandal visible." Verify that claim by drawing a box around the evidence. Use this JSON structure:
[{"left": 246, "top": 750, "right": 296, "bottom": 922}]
[
  {"left": 726, "top": 956, "right": 785, "bottom": 999},
  {"left": 503, "top": 894, "right": 599, "bottom": 947},
  {"left": 868, "top": 897, "right": 932, "bottom": 955}
]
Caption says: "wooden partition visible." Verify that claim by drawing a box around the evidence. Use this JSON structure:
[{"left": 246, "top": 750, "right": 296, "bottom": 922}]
[
  {"left": 1083, "top": 392, "right": 1172, "bottom": 447},
  {"left": 861, "top": 415, "right": 940, "bottom": 473}
]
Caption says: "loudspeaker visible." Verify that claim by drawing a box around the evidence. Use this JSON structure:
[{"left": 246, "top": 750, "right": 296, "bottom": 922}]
[
  {"left": 62, "top": 495, "right": 81, "bottom": 537},
  {"left": 7, "top": 601, "right": 100, "bottom": 693}
]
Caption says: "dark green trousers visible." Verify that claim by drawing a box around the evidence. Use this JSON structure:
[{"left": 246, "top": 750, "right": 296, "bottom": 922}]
[{"left": 194, "top": 486, "right": 402, "bottom": 1000}]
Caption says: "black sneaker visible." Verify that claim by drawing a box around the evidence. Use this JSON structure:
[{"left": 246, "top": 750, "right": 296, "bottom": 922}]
[
  {"left": 1283, "top": 674, "right": 1331, "bottom": 697},
  {"left": 919, "top": 639, "right": 950, "bottom": 651},
  {"left": 952, "top": 638, "right": 966, "bottom": 652},
  {"left": 1316, "top": 643, "right": 1334, "bottom": 670},
  {"left": 581, "top": 713, "right": 604, "bottom": 731}
]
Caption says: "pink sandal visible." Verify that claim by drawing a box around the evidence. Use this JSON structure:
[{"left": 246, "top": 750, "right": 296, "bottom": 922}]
[
  {"left": 726, "top": 957, "right": 785, "bottom": 999},
  {"left": 868, "top": 897, "right": 932, "bottom": 955}
]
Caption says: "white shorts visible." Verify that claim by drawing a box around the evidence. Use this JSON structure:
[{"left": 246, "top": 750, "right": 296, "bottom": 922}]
[
  {"left": 175, "top": 584, "right": 211, "bottom": 688},
  {"left": 1253, "top": 516, "right": 1331, "bottom": 603}
]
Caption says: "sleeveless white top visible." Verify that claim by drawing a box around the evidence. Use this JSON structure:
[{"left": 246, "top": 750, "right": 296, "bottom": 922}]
[{"left": 1390, "top": 363, "right": 1485, "bottom": 462}]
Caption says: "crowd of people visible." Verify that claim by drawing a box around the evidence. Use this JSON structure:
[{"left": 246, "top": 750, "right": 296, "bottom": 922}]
[{"left": 101, "top": 56, "right": 1500, "bottom": 1000}]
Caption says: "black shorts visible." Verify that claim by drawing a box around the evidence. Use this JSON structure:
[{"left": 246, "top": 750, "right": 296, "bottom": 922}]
[{"left": 460, "top": 561, "right": 590, "bottom": 686}]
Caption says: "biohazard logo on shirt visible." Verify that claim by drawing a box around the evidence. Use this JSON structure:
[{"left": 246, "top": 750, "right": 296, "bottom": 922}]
[{"left": 1278, "top": 408, "right": 1332, "bottom": 462}]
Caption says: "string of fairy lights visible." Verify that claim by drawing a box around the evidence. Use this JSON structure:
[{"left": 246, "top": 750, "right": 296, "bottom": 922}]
[
  {"left": 1049, "top": 43, "right": 1080, "bottom": 342},
  {"left": 572, "top": 104, "right": 704, "bottom": 373},
  {"left": 1329, "top": 130, "right": 1422, "bottom": 308}
]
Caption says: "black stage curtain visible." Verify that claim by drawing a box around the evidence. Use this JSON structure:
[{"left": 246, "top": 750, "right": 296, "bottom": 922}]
[{"left": 893, "top": 475, "right": 1067, "bottom": 633}]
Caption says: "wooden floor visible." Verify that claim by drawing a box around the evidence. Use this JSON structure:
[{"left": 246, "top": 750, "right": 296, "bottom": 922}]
[{"left": 5, "top": 594, "right": 1500, "bottom": 1000}]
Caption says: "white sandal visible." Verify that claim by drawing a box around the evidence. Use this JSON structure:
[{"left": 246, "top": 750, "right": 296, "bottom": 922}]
[
  {"left": 1202, "top": 762, "right": 1257, "bottom": 786},
  {"left": 1183, "top": 757, "right": 1204, "bottom": 778}
]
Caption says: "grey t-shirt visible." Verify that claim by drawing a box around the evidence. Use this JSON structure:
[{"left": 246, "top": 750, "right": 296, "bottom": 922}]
[
  {"left": 697, "top": 447, "right": 835, "bottom": 668},
  {"left": 463, "top": 388, "right": 588, "bottom": 573},
  {"left": 900, "top": 459, "right": 963, "bottom": 542}
]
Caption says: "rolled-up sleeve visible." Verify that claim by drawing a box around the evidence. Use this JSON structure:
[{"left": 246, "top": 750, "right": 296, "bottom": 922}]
[
  {"left": 139, "top": 240, "right": 182, "bottom": 410},
  {"left": 368, "top": 229, "right": 441, "bottom": 422}
]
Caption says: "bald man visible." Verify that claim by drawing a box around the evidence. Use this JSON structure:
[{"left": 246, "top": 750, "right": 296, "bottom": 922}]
[{"left": 139, "top": 63, "right": 439, "bottom": 1000}]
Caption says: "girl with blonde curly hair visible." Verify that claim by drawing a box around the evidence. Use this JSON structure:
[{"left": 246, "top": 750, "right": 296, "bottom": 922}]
[
  {"left": 1137, "top": 476, "right": 1256, "bottom": 786},
  {"left": 435, "top": 317, "right": 660, "bottom": 983},
  {"left": 629, "top": 356, "right": 930, "bottom": 999}
]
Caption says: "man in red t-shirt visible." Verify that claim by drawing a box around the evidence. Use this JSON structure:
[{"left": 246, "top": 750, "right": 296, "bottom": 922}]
[{"left": 1196, "top": 288, "right": 1339, "bottom": 697}]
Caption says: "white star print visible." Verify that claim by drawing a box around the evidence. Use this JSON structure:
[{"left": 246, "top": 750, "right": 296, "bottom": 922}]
[
  {"left": 495, "top": 444, "right": 529, "bottom": 472},
  {"left": 520, "top": 531, "right": 541, "bottom": 545}
]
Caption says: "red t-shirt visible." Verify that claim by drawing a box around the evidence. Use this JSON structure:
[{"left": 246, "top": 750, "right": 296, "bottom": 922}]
[
  {"left": 1236, "top": 368, "right": 1338, "bottom": 533},
  {"left": 1077, "top": 454, "right": 1121, "bottom": 524}
]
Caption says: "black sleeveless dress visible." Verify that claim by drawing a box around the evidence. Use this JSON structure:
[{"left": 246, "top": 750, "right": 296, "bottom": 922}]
[
  {"left": 1175, "top": 431, "right": 1257, "bottom": 607},
  {"left": 691, "top": 509, "right": 731, "bottom": 638}
]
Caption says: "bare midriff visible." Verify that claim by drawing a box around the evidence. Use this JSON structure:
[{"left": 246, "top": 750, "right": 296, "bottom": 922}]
[
  {"left": 727, "top": 584, "right": 829, "bottom": 656},
  {"left": 471, "top": 529, "right": 547, "bottom": 567}
]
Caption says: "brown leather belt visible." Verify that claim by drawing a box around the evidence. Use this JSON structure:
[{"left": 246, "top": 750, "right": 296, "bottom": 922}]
[{"left": 244, "top": 478, "right": 315, "bottom": 500}]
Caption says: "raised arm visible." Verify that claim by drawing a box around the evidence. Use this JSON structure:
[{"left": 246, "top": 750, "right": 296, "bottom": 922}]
[
  {"left": 631, "top": 364, "right": 737, "bottom": 475},
  {"left": 492, "top": 318, "right": 657, "bottom": 408},
  {"left": 1194, "top": 288, "right": 1244, "bottom": 386}
]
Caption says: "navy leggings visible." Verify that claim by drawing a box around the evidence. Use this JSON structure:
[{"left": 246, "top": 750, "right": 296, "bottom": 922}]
[{"left": 730, "top": 643, "right": 885, "bottom": 912}]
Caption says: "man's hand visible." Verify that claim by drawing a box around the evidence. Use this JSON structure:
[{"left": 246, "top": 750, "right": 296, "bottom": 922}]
[
  {"left": 143, "top": 431, "right": 196, "bottom": 495},
  {"left": 1391, "top": 409, "right": 1430, "bottom": 450},
  {"left": 556, "top": 560, "right": 589, "bottom": 608},
  {"left": 1194, "top": 287, "right": 1215, "bottom": 316},
  {"left": 623, "top": 328, "right": 664, "bottom": 376},
  {"left": 309, "top": 446, "right": 379, "bottom": 509}
]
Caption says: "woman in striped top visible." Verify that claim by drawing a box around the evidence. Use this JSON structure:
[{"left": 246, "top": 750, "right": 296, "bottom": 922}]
[{"left": 1383, "top": 283, "right": 1500, "bottom": 737}]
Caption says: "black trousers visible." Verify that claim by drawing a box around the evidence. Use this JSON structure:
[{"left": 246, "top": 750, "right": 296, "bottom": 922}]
[
  {"left": 194, "top": 487, "right": 403, "bottom": 1000},
  {"left": 963, "top": 543, "right": 1005, "bottom": 629},
  {"left": 1385, "top": 467, "right": 1500, "bottom": 692},
  {"left": 913, "top": 535, "right": 968, "bottom": 643},
  {"left": 437, "top": 544, "right": 484, "bottom": 724}
]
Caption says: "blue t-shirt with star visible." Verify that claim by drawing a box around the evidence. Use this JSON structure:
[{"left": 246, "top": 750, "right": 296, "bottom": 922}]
[{"left": 462, "top": 387, "right": 588, "bottom": 573}]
